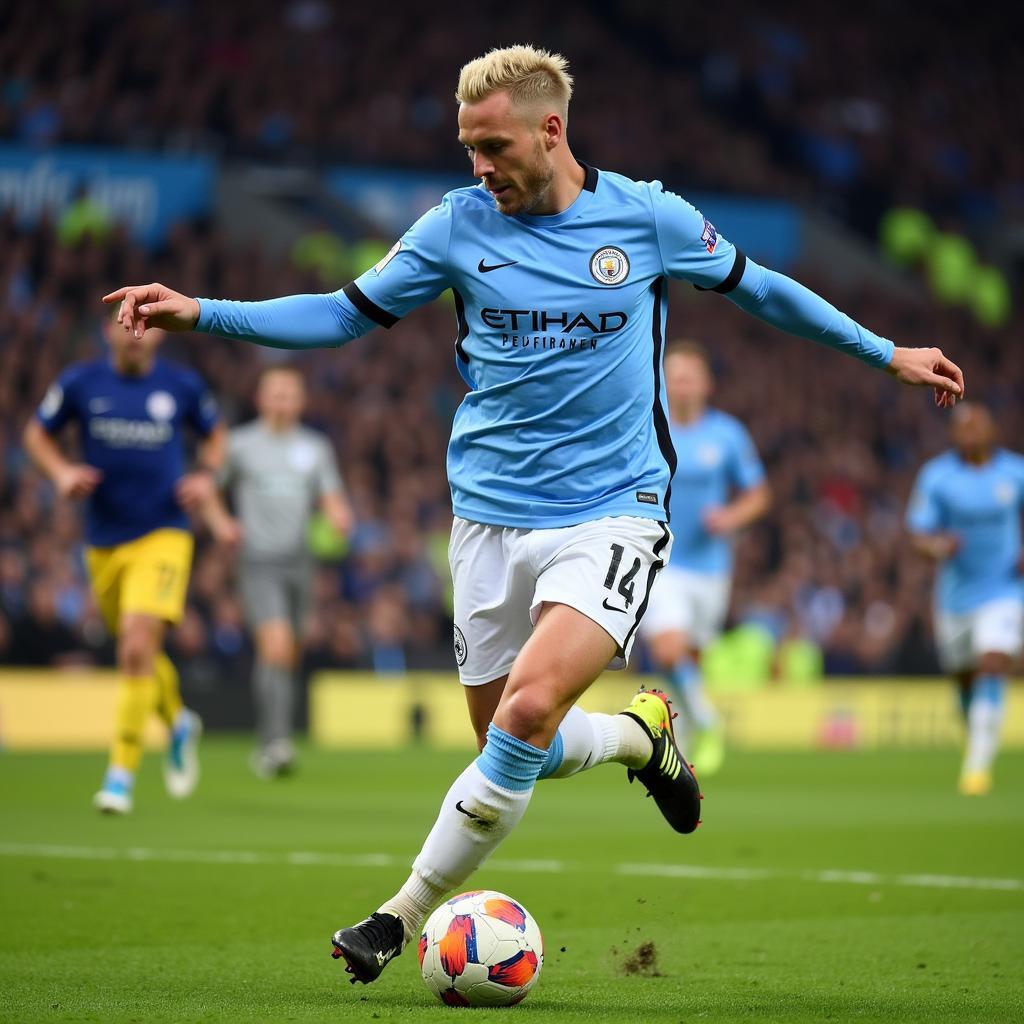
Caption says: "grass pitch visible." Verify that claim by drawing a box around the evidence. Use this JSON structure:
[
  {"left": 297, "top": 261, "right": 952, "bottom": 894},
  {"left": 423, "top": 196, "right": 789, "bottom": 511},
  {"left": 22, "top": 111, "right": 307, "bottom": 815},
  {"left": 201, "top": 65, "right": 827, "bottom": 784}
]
[{"left": 1, "top": 740, "right": 1022, "bottom": 1023}]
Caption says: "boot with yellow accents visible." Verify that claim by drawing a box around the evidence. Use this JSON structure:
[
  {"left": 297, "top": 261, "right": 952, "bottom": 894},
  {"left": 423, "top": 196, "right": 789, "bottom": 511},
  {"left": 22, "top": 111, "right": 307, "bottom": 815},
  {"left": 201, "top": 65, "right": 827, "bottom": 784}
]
[{"left": 619, "top": 688, "right": 702, "bottom": 834}]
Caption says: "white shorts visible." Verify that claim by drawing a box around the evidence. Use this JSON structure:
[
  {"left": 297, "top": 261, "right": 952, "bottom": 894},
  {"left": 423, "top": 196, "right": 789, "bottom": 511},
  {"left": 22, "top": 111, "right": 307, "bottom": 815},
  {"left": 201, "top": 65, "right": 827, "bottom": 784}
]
[
  {"left": 637, "top": 565, "right": 731, "bottom": 649},
  {"left": 450, "top": 515, "right": 672, "bottom": 685},
  {"left": 935, "top": 597, "right": 1024, "bottom": 673}
]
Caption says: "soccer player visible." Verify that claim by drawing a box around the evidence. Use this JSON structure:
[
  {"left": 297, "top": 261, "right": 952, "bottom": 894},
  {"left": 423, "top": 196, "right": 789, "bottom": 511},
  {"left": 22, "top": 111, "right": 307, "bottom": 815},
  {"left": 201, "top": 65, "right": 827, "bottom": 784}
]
[
  {"left": 104, "top": 45, "right": 964, "bottom": 982},
  {"left": 906, "top": 402, "right": 1023, "bottom": 795},
  {"left": 638, "top": 341, "right": 769, "bottom": 775},
  {"left": 203, "top": 365, "right": 353, "bottom": 778},
  {"left": 23, "top": 318, "right": 224, "bottom": 814}
]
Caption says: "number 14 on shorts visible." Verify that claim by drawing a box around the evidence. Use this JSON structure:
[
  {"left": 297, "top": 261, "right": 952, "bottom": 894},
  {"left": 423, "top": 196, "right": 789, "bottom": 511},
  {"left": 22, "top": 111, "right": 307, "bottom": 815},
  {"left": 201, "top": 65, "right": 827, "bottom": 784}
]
[{"left": 603, "top": 543, "right": 641, "bottom": 612}]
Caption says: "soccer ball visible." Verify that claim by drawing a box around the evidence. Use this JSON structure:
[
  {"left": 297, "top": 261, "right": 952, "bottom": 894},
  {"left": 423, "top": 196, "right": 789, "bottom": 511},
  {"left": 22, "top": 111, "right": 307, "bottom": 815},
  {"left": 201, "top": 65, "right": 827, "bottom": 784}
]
[{"left": 419, "top": 889, "right": 544, "bottom": 1007}]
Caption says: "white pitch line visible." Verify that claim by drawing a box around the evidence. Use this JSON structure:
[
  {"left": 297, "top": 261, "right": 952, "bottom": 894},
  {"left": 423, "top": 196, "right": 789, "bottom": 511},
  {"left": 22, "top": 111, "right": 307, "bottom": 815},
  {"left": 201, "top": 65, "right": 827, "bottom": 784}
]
[
  {"left": 618, "top": 862, "right": 1024, "bottom": 892},
  {"left": 0, "top": 843, "right": 1021, "bottom": 893}
]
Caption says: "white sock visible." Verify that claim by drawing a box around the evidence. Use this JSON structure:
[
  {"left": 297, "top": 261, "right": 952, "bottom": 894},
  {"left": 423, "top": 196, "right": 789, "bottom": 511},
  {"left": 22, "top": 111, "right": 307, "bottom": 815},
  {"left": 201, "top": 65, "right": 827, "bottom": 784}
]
[
  {"left": 543, "top": 706, "right": 651, "bottom": 778},
  {"left": 963, "top": 675, "right": 1006, "bottom": 774},
  {"left": 379, "top": 724, "right": 547, "bottom": 944}
]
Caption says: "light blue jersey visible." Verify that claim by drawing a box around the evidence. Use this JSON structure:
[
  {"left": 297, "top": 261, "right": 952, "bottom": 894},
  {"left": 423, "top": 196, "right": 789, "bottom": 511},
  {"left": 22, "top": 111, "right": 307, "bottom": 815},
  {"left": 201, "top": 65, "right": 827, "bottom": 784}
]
[
  {"left": 196, "top": 163, "right": 894, "bottom": 530},
  {"left": 907, "top": 449, "right": 1024, "bottom": 613},
  {"left": 668, "top": 409, "right": 765, "bottom": 574}
]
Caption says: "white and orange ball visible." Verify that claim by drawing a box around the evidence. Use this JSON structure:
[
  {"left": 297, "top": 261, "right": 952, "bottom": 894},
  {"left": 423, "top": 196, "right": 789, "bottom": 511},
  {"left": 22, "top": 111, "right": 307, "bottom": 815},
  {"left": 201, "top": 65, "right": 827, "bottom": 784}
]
[{"left": 419, "top": 890, "right": 544, "bottom": 1007}]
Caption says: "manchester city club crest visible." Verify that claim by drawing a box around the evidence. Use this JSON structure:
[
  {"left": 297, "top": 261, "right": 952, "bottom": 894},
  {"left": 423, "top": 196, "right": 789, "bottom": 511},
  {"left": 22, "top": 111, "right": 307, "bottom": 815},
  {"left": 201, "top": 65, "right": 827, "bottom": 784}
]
[
  {"left": 453, "top": 625, "right": 468, "bottom": 666},
  {"left": 589, "top": 246, "right": 630, "bottom": 285}
]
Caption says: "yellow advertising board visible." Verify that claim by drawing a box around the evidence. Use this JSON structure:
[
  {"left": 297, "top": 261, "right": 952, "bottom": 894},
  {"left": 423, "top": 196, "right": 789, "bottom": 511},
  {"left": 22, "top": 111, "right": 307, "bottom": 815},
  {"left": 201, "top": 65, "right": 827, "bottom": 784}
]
[
  {"left": 1, "top": 668, "right": 1022, "bottom": 752},
  {"left": 0, "top": 669, "right": 165, "bottom": 750},
  {"left": 309, "top": 672, "right": 1024, "bottom": 751}
]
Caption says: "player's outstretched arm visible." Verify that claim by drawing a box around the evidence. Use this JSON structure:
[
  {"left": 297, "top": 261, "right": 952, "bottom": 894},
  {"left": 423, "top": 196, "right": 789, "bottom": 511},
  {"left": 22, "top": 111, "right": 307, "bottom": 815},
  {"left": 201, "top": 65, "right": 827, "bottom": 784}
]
[
  {"left": 101, "top": 283, "right": 376, "bottom": 350},
  {"left": 22, "top": 419, "right": 102, "bottom": 499},
  {"left": 725, "top": 259, "right": 964, "bottom": 407},
  {"left": 104, "top": 199, "right": 455, "bottom": 348}
]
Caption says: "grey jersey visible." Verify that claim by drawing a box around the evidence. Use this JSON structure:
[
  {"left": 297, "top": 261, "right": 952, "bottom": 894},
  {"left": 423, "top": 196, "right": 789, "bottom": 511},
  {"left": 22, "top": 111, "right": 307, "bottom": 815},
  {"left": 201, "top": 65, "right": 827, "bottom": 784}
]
[{"left": 223, "top": 421, "right": 342, "bottom": 559}]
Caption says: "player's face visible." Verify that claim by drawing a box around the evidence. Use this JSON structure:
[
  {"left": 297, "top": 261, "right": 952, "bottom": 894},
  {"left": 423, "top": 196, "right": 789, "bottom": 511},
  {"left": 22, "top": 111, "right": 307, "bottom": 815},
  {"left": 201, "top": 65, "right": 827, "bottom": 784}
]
[
  {"left": 458, "top": 92, "right": 555, "bottom": 216},
  {"left": 257, "top": 371, "right": 305, "bottom": 426},
  {"left": 951, "top": 404, "right": 995, "bottom": 459},
  {"left": 106, "top": 322, "right": 165, "bottom": 374},
  {"left": 665, "top": 353, "right": 712, "bottom": 410}
]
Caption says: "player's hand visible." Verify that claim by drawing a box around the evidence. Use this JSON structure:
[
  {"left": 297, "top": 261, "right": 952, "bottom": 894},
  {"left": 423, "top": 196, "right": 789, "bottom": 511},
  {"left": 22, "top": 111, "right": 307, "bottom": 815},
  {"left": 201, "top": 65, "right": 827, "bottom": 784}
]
[
  {"left": 886, "top": 347, "right": 965, "bottom": 408},
  {"left": 55, "top": 464, "right": 102, "bottom": 500},
  {"left": 101, "top": 283, "right": 200, "bottom": 338},
  {"left": 211, "top": 515, "right": 244, "bottom": 549},
  {"left": 703, "top": 506, "right": 736, "bottom": 535},
  {"left": 926, "top": 534, "right": 960, "bottom": 561},
  {"left": 327, "top": 505, "right": 355, "bottom": 538},
  {"left": 176, "top": 470, "right": 216, "bottom": 512}
]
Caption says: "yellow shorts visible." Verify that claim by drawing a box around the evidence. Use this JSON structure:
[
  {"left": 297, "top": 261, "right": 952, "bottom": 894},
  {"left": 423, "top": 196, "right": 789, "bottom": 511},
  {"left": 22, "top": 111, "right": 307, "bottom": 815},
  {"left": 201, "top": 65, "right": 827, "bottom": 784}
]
[{"left": 86, "top": 528, "right": 194, "bottom": 631}]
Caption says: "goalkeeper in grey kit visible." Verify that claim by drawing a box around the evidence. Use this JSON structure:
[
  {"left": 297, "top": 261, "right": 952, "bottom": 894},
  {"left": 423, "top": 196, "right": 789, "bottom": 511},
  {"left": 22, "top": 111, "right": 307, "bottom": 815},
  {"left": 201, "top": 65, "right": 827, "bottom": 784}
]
[{"left": 205, "top": 365, "right": 352, "bottom": 776}]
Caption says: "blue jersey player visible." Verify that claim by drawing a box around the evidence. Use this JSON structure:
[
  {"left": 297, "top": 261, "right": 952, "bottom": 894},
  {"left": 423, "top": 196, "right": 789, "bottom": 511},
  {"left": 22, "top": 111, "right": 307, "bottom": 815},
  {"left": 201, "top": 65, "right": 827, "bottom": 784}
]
[
  {"left": 638, "top": 342, "right": 769, "bottom": 776},
  {"left": 23, "top": 318, "right": 224, "bottom": 814},
  {"left": 105, "top": 45, "right": 965, "bottom": 986},
  {"left": 907, "top": 403, "right": 1023, "bottom": 795}
]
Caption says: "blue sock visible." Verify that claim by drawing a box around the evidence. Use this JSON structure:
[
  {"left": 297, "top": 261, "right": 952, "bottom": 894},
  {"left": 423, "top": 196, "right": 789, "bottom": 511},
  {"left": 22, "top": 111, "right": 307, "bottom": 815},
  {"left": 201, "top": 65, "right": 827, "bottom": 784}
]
[
  {"left": 103, "top": 766, "right": 134, "bottom": 792},
  {"left": 537, "top": 730, "right": 564, "bottom": 780},
  {"left": 476, "top": 723, "right": 549, "bottom": 792},
  {"left": 974, "top": 674, "right": 1006, "bottom": 708}
]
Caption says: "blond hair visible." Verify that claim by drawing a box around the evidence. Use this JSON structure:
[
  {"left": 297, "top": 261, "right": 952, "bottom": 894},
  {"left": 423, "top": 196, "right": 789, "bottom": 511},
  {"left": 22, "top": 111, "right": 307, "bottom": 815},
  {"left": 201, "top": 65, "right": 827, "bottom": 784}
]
[{"left": 456, "top": 45, "right": 573, "bottom": 120}]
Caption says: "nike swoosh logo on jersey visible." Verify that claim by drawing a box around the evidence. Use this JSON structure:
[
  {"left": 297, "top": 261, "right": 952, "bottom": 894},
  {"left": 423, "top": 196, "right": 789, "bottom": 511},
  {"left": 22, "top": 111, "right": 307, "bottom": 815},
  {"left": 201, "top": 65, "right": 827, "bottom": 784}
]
[
  {"left": 89, "top": 398, "right": 113, "bottom": 413},
  {"left": 478, "top": 259, "right": 519, "bottom": 273},
  {"left": 455, "top": 800, "right": 483, "bottom": 820},
  {"left": 601, "top": 598, "right": 627, "bottom": 614}
]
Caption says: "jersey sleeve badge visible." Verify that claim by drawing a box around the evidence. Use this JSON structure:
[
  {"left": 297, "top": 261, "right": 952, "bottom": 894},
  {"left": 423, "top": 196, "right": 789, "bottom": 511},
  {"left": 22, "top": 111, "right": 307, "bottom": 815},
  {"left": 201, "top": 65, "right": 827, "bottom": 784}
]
[
  {"left": 374, "top": 240, "right": 402, "bottom": 274},
  {"left": 701, "top": 218, "right": 719, "bottom": 254}
]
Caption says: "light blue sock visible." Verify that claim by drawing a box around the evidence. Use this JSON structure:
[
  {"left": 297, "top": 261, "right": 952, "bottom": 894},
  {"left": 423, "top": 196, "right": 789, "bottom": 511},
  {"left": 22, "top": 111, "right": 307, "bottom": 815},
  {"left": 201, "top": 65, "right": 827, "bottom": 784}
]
[
  {"left": 103, "top": 766, "right": 134, "bottom": 792},
  {"left": 537, "top": 730, "right": 564, "bottom": 780},
  {"left": 964, "top": 674, "right": 1007, "bottom": 774},
  {"left": 476, "top": 722, "right": 549, "bottom": 791},
  {"left": 974, "top": 674, "right": 1007, "bottom": 707},
  {"left": 666, "top": 657, "right": 718, "bottom": 731}
]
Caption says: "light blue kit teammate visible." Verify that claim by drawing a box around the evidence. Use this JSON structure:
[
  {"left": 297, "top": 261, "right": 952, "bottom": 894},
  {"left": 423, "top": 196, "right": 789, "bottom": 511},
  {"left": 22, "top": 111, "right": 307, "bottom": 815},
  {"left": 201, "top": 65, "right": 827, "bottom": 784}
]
[
  {"left": 105, "top": 45, "right": 966, "bottom": 984},
  {"left": 907, "top": 403, "right": 1023, "bottom": 794},
  {"left": 639, "top": 343, "right": 769, "bottom": 774}
]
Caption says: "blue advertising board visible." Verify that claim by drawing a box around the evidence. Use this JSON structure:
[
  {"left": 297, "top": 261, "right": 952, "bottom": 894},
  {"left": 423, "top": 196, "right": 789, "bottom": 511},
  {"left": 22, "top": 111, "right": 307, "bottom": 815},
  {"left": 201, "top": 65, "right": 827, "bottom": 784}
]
[
  {"left": 326, "top": 166, "right": 803, "bottom": 269},
  {"left": 0, "top": 145, "right": 214, "bottom": 246}
]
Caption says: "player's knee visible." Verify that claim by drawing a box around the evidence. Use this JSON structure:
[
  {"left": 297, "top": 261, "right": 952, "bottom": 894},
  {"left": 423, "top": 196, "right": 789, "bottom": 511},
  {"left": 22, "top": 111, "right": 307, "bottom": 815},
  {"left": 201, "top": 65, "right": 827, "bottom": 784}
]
[
  {"left": 650, "top": 631, "right": 689, "bottom": 668},
  {"left": 496, "top": 684, "right": 557, "bottom": 745},
  {"left": 119, "top": 637, "right": 154, "bottom": 677},
  {"left": 258, "top": 624, "right": 295, "bottom": 667}
]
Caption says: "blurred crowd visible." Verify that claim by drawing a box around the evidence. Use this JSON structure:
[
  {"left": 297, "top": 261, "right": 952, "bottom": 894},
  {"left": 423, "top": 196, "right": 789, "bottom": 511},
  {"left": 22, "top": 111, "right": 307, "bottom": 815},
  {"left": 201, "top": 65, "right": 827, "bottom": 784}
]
[
  {"left": 1, "top": 213, "right": 1021, "bottom": 683},
  {"left": 1, "top": 0, "right": 1020, "bottom": 685},
  {"left": 1, "top": 0, "right": 1018, "bottom": 239}
]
